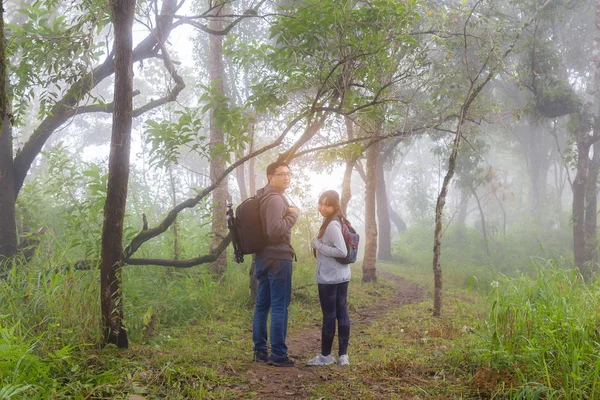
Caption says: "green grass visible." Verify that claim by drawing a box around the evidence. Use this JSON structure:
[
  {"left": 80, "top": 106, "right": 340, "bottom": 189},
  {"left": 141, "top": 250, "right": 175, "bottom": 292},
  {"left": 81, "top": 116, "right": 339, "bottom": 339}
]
[
  {"left": 481, "top": 260, "right": 600, "bottom": 399},
  {"left": 2, "top": 248, "right": 598, "bottom": 399}
]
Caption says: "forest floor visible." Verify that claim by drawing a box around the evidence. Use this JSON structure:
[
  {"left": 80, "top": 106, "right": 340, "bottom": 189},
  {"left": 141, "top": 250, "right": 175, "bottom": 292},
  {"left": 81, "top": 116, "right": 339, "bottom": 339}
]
[
  {"left": 239, "top": 272, "right": 425, "bottom": 399},
  {"left": 206, "top": 265, "right": 491, "bottom": 400},
  {"left": 114, "top": 263, "right": 491, "bottom": 399}
]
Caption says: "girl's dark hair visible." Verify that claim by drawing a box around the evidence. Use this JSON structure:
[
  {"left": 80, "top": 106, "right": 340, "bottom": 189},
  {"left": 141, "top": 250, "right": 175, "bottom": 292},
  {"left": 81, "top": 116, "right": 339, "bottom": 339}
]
[{"left": 317, "top": 190, "right": 345, "bottom": 238}]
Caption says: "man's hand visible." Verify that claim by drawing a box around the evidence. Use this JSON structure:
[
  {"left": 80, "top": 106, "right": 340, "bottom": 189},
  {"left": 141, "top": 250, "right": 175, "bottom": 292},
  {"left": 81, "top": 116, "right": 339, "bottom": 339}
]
[{"left": 288, "top": 206, "right": 300, "bottom": 215}]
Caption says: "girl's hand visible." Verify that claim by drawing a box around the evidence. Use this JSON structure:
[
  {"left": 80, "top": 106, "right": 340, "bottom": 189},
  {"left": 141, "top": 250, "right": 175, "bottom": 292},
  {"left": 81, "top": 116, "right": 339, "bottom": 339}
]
[{"left": 312, "top": 248, "right": 317, "bottom": 258}]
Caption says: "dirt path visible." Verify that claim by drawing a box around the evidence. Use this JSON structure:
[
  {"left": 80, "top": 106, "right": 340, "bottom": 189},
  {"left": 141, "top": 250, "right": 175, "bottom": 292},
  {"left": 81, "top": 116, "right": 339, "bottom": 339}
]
[{"left": 241, "top": 272, "right": 425, "bottom": 399}]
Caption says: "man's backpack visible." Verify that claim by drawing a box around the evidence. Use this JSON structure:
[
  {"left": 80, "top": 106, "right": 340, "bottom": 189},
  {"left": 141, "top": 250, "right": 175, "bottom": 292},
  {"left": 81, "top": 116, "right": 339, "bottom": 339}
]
[
  {"left": 227, "top": 197, "right": 266, "bottom": 263},
  {"left": 335, "top": 218, "right": 360, "bottom": 264}
]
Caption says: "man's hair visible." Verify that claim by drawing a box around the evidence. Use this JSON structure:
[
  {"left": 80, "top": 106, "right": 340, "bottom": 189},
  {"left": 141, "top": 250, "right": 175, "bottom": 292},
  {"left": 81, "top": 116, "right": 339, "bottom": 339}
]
[{"left": 266, "top": 161, "right": 290, "bottom": 178}]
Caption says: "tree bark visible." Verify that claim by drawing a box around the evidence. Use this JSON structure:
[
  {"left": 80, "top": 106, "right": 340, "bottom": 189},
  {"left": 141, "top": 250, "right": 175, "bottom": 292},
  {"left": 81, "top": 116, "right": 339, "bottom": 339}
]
[
  {"left": 247, "top": 121, "right": 258, "bottom": 295},
  {"left": 355, "top": 160, "right": 367, "bottom": 183},
  {"left": 362, "top": 140, "right": 379, "bottom": 282},
  {"left": 208, "top": 4, "right": 229, "bottom": 276},
  {"left": 236, "top": 165, "right": 248, "bottom": 201},
  {"left": 0, "top": 4, "right": 16, "bottom": 272},
  {"left": 523, "top": 123, "right": 551, "bottom": 220},
  {"left": 248, "top": 121, "right": 257, "bottom": 197},
  {"left": 168, "top": 165, "right": 180, "bottom": 260},
  {"left": 457, "top": 186, "right": 469, "bottom": 226},
  {"left": 340, "top": 116, "right": 355, "bottom": 215},
  {"left": 376, "top": 149, "right": 392, "bottom": 260},
  {"left": 573, "top": 135, "right": 590, "bottom": 278},
  {"left": 389, "top": 208, "right": 407, "bottom": 236},
  {"left": 586, "top": 0, "right": 600, "bottom": 274},
  {"left": 100, "top": 0, "right": 135, "bottom": 348},
  {"left": 585, "top": 143, "right": 599, "bottom": 265},
  {"left": 469, "top": 184, "right": 490, "bottom": 256},
  {"left": 492, "top": 190, "right": 507, "bottom": 240}
]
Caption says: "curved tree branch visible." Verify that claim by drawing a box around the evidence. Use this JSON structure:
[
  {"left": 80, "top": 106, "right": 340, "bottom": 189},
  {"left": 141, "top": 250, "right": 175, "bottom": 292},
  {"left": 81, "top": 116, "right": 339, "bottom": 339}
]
[
  {"left": 126, "top": 236, "right": 232, "bottom": 267},
  {"left": 172, "top": 0, "right": 268, "bottom": 36},
  {"left": 122, "top": 114, "right": 305, "bottom": 260}
]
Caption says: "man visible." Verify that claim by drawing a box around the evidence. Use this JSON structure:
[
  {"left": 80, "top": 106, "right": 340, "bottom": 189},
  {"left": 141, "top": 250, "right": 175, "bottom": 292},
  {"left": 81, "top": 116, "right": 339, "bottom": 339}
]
[{"left": 252, "top": 161, "right": 300, "bottom": 367}]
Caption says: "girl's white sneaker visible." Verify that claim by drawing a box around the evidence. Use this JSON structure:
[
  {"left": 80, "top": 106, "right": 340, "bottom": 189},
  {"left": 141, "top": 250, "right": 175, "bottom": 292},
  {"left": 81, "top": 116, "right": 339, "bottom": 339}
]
[
  {"left": 307, "top": 353, "right": 334, "bottom": 366},
  {"left": 338, "top": 354, "right": 350, "bottom": 366}
]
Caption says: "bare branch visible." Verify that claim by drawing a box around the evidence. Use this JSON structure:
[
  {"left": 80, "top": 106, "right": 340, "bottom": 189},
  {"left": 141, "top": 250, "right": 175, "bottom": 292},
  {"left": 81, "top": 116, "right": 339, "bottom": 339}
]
[
  {"left": 75, "top": 90, "right": 141, "bottom": 114},
  {"left": 173, "top": 0, "right": 268, "bottom": 36},
  {"left": 133, "top": 39, "right": 185, "bottom": 117},
  {"left": 126, "top": 236, "right": 232, "bottom": 267}
]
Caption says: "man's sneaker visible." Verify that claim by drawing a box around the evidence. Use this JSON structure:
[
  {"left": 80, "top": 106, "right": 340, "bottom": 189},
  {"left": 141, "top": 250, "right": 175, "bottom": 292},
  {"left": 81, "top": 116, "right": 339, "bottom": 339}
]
[
  {"left": 267, "top": 354, "right": 295, "bottom": 367},
  {"left": 253, "top": 350, "right": 268, "bottom": 363},
  {"left": 306, "top": 353, "right": 335, "bottom": 366},
  {"left": 338, "top": 354, "right": 350, "bottom": 366}
]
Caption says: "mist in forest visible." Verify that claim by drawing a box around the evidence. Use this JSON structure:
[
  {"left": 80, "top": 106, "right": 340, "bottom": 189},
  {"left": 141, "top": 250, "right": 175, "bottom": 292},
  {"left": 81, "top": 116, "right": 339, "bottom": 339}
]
[{"left": 2, "top": 0, "right": 600, "bottom": 397}]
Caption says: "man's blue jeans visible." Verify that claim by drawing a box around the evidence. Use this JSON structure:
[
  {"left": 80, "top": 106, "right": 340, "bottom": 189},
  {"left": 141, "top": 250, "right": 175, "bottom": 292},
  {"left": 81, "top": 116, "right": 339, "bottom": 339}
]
[{"left": 252, "top": 255, "right": 293, "bottom": 357}]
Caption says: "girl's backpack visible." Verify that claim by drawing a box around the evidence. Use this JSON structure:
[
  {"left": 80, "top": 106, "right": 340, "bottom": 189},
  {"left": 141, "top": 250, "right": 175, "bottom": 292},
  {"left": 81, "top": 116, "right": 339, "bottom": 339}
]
[{"left": 335, "top": 218, "right": 360, "bottom": 264}]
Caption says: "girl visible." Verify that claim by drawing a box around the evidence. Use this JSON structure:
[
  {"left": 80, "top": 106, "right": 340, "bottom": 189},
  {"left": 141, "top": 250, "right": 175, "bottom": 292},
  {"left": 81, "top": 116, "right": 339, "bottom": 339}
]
[{"left": 307, "top": 190, "right": 351, "bottom": 366}]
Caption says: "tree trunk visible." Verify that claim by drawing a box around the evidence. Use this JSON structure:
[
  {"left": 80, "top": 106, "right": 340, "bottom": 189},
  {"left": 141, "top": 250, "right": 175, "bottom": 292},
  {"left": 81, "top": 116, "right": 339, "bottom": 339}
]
[
  {"left": 520, "top": 122, "right": 551, "bottom": 221},
  {"left": 457, "top": 186, "right": 469, "bottom": 226},
  {"left": 247, "top": 121, "right": 258, "bottom": 295},
  {"left": 248, "top": 120, "right": 256, "bottom": 196},
  {"left": 433, "top": 119, "right": 466, "bottom": 317},
  {"left": 0, "top": 121, "right": 15, "bottom": 271},
  {"left": 340, "top": 117, "right": 354, "bottom": 215},
  {"left": 355, "top": 160, "right": 367, "bottom": 183},
  {"left": 362, "top": 140, "right": 379, "bottom": 282},
  {"left": 469, "top": 184, "right": 490, "bottom": 256},
  {"left": 376, "top": 150, "right": 392, "bottom": 260},
  {"left": 585, "top": 144, "right": 599, "bottom": 265},
  {"left": 341, "top": 161, "right": 354, "bottom": 216},
  {"left": 586, "top": 0, "right": 600, "bottom": 276},
  {"left": 236, "top": 165, "right": 248, "bottom": 201},
  {"left": 0, "top": 4, "right": 16, "bottom": 272},
  {"left": 389, "top": 208, "right": 407, "bottom": 236},
  {"left": 573, "top": 135, "right": 590, "bottom": 279},
  {"left": 100, "top": 0, "right": 135, "bottom": 348},
  {"left": 168, "top": 165, "right": 180, "bottom": 260},
  {"left": 208, "top": 5, "right": 229, "bottom": 276},
  {"left": 492, "top": 191, "right": 507, "bottom": 240}
]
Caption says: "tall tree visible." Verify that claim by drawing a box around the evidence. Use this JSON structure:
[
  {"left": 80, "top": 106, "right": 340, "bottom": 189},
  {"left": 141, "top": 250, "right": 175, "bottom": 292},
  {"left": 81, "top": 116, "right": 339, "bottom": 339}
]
[
  {"left": 376, "top": 141, "right": 399, "bottom": 260},
  {"left": 207, "top": 1, "right": 229, "bottom": 276},
  {"left": 0, "top": 0, "right": 182, "bottom": 267},
  {"left": 362, "top": 138, "right": 379, "bottom": 282},
  {"left": 519, "top": 0, "right": 596, "bottom": 279},
  {"left": 584, "top": 0, "right": 600, "bottom": 273},
  {"left": 100, "top": 0, "right": 136, "bottom": 348},
  {"left": 0, "top": 3, "right": 16, "bottom": 271},
  {"left": 168, "top": 165, "right": 180, "bottom": 260},
  {"left": 430, "top": 0, "right": 551, "bottom": 316},
  {"left": 340, "top": 117, "right": 355, "bottom": 215}
]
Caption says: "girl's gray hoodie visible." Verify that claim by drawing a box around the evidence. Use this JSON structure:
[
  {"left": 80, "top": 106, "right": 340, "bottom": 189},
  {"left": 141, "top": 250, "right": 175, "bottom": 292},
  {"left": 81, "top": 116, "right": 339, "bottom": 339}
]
[{"left": 312, "top": 219, "right": 351, "bottom": 284}]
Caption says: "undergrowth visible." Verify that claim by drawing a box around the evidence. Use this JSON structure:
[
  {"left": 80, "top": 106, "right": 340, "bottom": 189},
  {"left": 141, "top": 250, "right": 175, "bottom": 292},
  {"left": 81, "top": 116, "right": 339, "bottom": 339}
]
[{"left": 2, "top": 244, "right": 597, "bottom": 399}]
